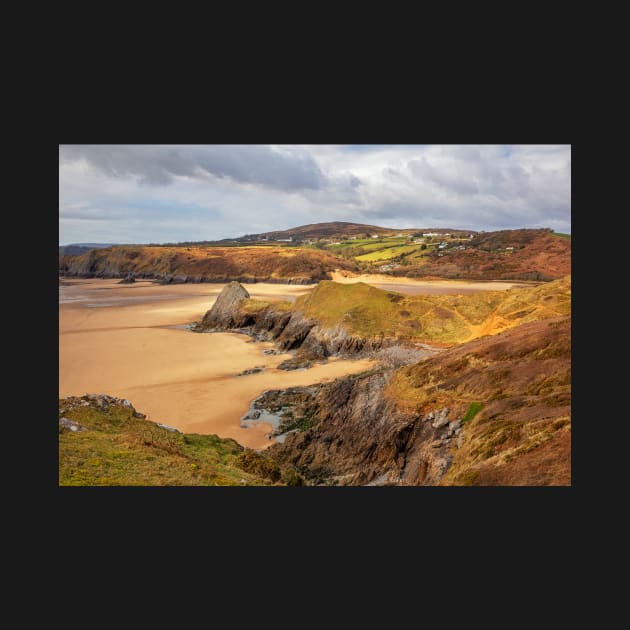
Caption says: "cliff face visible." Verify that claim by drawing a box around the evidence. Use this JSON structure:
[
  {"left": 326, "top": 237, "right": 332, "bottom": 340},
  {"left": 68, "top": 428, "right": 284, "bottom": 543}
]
[
  {"left": 196, "top": 283, "right": 570, "bottom": 486},
  {"left": 59, "top": 244, "right": 356, "bottom": 284},
  {"left": 263, "top": 370, "right": 459, "bottom": 485},
  {"left": 263, "top": 316, "right": 571, "bottom": 486}
]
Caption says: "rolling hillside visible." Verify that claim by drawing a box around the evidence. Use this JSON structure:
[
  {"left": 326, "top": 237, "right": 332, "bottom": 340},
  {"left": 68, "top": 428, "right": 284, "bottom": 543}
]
[{"left": 292, "top": 275, "right": 571, "bottom": 346}]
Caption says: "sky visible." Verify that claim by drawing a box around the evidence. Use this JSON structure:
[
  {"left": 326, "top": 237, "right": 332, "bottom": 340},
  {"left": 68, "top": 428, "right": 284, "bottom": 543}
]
[{"left": 59, "top": 144, "right": 571, "bottom": 244}]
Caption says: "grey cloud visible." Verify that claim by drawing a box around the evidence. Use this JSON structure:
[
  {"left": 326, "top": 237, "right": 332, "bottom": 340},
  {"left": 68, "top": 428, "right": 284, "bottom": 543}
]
[
  {"left": 408, "top": 157, "right": 479, "bottom": 195},
  {"left": 59, "top": 144, "right": 571, "bottom": 244},
  {"left": 60, "top": 145, "right": 326, "bottom": 191}
]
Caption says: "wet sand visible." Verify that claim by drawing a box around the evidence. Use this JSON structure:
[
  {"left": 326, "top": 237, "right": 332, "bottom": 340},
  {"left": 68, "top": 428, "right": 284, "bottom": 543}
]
[
  {"left": 329, "top": 271, "right": 531, "bottom": 295},
  {"left": 59, "top": 279, "right": 370, "bottom": 449}
]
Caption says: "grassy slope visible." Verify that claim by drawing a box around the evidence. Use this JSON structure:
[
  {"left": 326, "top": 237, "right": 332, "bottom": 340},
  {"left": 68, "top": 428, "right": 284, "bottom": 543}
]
[
  {"left": 392, "top": 229, "right": 571, "bottom": 281},
  {"left": 59, "top": 397, "right": 291, "bottom": 486},
  {"left": 290, "top": 276, "right": 571, "bottom": 346},
  {"left": 386, "top": 316, "right": 571, "bottom": 485}
]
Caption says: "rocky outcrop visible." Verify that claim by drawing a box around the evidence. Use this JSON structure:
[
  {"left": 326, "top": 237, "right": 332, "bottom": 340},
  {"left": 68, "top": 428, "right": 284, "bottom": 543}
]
[
  {"left": 119, "top": 273, "right": 136, "bottom": 284},
  {"left": 200, "top": 282, "right": 251, "bottom": 329},
  {"left": 196, "top": 282, "right": 399, "bottom": 365},
  {"left": 59, "top": 417, "right": 87, "bottom": 432},
  {"left": 260, "top": 370, "right": 462, "bottom": 485},
  {"left": 59, "top": 394, "right": 146, "bottom": 419}
]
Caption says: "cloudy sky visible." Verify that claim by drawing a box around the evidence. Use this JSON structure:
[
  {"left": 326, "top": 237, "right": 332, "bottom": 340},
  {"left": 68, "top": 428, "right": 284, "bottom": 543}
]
[{"left": 59, "top": 144, "right": 571, "bottom": 244}]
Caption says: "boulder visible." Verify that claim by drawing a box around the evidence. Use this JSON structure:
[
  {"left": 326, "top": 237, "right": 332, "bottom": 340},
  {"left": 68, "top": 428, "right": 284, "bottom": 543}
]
[{"left": 59, "top": 417, "right": 87, "bottom": 432}]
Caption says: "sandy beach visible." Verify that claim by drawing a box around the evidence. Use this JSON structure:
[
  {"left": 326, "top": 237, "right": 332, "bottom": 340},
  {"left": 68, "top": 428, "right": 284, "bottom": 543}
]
[
  {"left": 329, "top": 271, "right": 531, "bottom": 295},
  {"left": 59, "top": 279, "right": 371, "bottom": 449},
  {"left": 59, "top": 275, "right": 524, "bottom": 450}
]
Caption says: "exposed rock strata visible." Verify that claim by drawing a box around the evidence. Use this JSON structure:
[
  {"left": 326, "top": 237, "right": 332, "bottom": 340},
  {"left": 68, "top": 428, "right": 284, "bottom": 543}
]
[
  {"left": 196, "top": 282, "right": 418, "bottom": 366},
  {"left": 256, "top": 372, "right": 460, "bottom": 485}
]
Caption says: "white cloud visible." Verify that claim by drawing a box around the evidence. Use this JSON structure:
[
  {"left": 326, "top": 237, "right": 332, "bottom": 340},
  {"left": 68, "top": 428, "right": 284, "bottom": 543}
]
[{"left": 59, "top": 144, "right": 571, "bottom": 244}]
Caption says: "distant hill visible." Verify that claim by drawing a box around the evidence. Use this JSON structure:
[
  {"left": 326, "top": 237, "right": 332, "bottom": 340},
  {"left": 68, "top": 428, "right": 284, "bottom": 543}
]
[
  {"left": 390, "top": 228, "right": 571, "bottom": 281},
  {"left": 58, "top": 224, "right": 570, "bottom": 282},
  {"left": 233, "top": 221, "right": 471, "bottom": 243}
]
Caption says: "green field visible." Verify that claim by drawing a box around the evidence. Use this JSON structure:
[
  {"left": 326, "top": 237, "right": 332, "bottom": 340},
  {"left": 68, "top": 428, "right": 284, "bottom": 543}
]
[{"left": 356, "top": 244, "right": 420, "bottom": 262}]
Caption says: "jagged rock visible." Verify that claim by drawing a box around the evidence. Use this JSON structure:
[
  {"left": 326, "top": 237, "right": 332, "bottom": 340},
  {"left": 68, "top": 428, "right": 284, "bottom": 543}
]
[
  {"left": 200, "top": 282, "right": 251, "bottom": 329},
  {"left": 59, "top": 394, "right": 145, "bottom": 418},
  {"left": 119, "top": 274, "right": 135, "bottom": 284},
  {"left": 266, "top": 372, "right": 455, "bottom": 486},
  {"left": 431, "top": 408, "right": 450, "bottom": 429},
  {"left": 239, "top": 367, "right": 264, "bottom": 376},
  {"left": 278, "top": 354, "right": 313, "bottom": 370}
]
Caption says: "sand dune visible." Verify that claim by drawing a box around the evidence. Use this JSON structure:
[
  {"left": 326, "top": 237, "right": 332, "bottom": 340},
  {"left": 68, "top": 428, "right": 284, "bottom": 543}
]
[{"left": 329, "top": 271, "right": 530, "bottom": 295}]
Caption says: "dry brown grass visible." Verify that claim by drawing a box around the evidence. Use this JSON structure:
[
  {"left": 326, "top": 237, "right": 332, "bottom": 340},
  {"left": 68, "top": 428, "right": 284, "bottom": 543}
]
[{"left": 385, "top": 316, "right": 571, "bottom": 485}]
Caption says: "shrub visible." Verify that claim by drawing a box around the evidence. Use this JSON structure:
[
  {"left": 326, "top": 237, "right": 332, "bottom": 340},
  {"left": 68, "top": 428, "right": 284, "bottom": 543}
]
[{"left": 462, "top": 402, "right": 483, "bottom": 423}]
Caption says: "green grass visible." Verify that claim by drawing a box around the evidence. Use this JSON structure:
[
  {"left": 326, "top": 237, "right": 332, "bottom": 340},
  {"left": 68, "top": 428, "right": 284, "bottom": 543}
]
[
  {"left": 356, "top": 245, "right": 420, "bottom": 262},
  {"left": 462, "top": 402, "right": 483, "bottom": 424},
  {"left": 552, "top": 232, "right": 571, "bottom": 239},
  {"left": 59, "top": 399, "right": 280, "bottom": 486},
  {"left": 292, "top": 276, "right": 571, "bottom": 346},
  {"left": 325, "top": 237, "right": 409, "bottom": 259}
]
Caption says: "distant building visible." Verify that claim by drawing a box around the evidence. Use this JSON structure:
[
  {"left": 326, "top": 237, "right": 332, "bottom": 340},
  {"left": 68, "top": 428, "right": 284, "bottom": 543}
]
[{"left": 371, "top": 234, "right": 379, "bottom": 238}]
